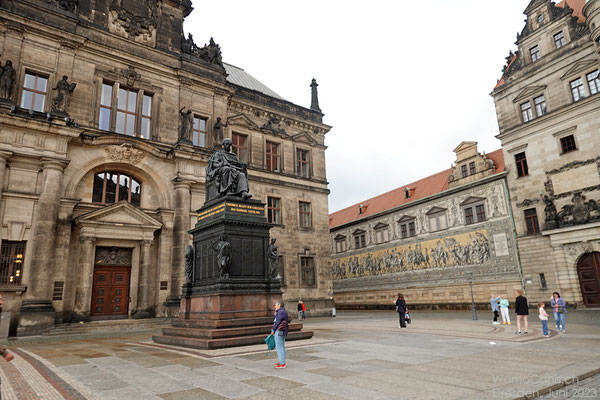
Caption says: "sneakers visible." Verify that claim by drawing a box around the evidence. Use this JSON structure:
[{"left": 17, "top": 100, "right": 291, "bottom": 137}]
[
  {"left": 562, "top": 330, "right": 566, "bottom": 333},
  {"left": 543, "top": 334, "right": 550, "bottom": 338},
  {"left": 508, "top": 322, "right": 511, "bottom": 325},
  {"left": 3, "top": 352, "right": 14, "bottom": 362},
  {"left": 275, "top": 363, "right": 287, "bottom": 369},
  {"left": 502, "top": 322, "right": 506, "bottom": 325},
  {"left": 492, "top": 322, "right": 500, "bottom": 325},
  {"left": 524, "top": 331, "right": 528, "bottom": 334},
  {"left": 515, "top": 331, "right": 522, "bottom": 334}
]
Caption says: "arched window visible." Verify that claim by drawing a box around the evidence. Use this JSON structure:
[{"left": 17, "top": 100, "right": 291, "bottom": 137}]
[{"left": 92, "top": 171, "right": 141, "bottom": 207}]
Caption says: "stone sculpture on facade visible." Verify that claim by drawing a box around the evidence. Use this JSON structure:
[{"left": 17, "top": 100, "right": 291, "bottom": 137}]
[
  {"left": 181, "top": 33, "right": 197, "bottom": 54},
  {"left": 53, "top": 0, "right": 77, "bottom": 12},
  {"left": 261, "top": 118, "right": 286, "bottom": 136},
  {"left": 206, "top": 138, "right": 252, "bottom": 199},
  {"left": 178, "top": 107, "right": 194, "bottom": 144},
  {"left": 267, "top": 238, "right": 280, "bottom": 280},
  {"left": 210, "top": 234, "right": 231, "bottom": 278},
  {"left": 212, "top": 117, "right": 224, "bottom": 149},
  {"left": 558, "top": 192, "right": 600, "bottom": 226},
  {"left": 184, "top": 244, "right": 194, "bottom": 284},
  {"left": 51, "top": 75, "right": 77, "bottom": 114},
  {"left": 543, "top": 195, "right": 559, "bottom": 230},
  {"left": 0, "top": 60, "right": 16, "bottom": 101},
  {"left": 181, "top": 35, "right": 224, "bottom": 68}
]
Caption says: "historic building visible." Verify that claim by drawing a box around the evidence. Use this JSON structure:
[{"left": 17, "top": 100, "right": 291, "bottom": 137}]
[
  {"left": 0, "top": 0, "right": 333, "bottom": 336},
  {"left": 491, "top": 0, "right": 600, "bottom": 306},
  {"left": 330, "top": 143, "right": 524, "bottom": 309}
]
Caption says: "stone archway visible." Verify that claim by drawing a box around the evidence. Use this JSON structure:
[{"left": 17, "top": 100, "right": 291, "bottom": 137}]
[{"left": 577, "top": 252, "right": 600, "bottom": 306}]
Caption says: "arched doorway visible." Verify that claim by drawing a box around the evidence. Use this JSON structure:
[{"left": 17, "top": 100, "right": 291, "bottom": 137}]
[{"left": 577, "top": 252, "right": 600, "bottom": 306}]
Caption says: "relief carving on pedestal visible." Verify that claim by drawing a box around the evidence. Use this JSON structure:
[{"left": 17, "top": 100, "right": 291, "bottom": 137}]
[{"left": 105, "top": 145, "right": 146, "bottom": 165}]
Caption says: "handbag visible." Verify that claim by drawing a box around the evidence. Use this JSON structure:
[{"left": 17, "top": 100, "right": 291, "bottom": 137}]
[
  {"left": 264, "top": 333, "right": 275, "bottom": 352},
  {"left": 557, "top": 308, "right": 565, "bottom": 314}
]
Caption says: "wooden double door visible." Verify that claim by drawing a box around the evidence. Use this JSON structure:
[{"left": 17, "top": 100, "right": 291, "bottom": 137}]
[
  {"left": 578, "top": 252, "right": 600, "bottom": 306},
  {"left": 90, "top": 265, "right": 131, "bottom": 318}
]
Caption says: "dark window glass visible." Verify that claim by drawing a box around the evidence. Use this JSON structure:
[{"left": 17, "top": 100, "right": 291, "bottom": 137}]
[
  {"left": 299, "top": 201, "right": 311, "bottom": 228},
  {"left": 21, "top": 73, "right": 48, "bottom": 112},
  {"left": 354, "top": 233, "right": 366, "bottom": 248},
  {"left": 300, "top": 256, "right": 315, "bottom": 287},
  {"left": 469, "top": 162, "right": 476, "bottom": 175},
  {"left": 560, "top": 135, "right": 577, "bottom": 154},
  {"left": 515, "top": 152, "right": 529, "bottom": 177},
  {"left": 525, "top": 208, "right": 540, "bottom": 235},
  {"left": 461, "top": 165, "right": 468, "bottom": 178},
  {"left": 92, "top": 171, "right": 141, "bottom": 207},
  {"left": 464, "top": 207, "right": 474, "bottom": 225},
  {"left": 267, "top": 197, "right": 281, "bottom": 224},
  {"left": 476, "top": 204, "right": 486, "bottom": 222},
  {"left": 400, "top": 224, "right": 408, "bottom": 239},
  {"left": 0, "top": 241, "right": 25, "bottom": 285},
  {"left": 408, "top": 221, "right": 416, "bottom": 236},
  {"left": 554, "top": 31, "right": 566, "bottom": 49}
]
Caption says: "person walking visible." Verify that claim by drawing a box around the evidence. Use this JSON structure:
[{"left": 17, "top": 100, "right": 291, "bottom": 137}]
[
  {"left": 490, "top": 294, "right": 501, "bottom": 325},
  {"left": 395, "top": 293, "right": 407, "bottom": 328},
  {"left": 550, "top": 292, "right": 567, "bottom": 333},
  {"left": 271, "top": 300, "right": 288, "bottom": 368},
  {"left": 0, "top": 291, "right": 14, "bottom": 362},
  {"left": 538, "top": 302, "right": 550, "bottom": 337},
  {"left": 499, "top": 295, "right": 511, "bottom": 325},
  {"left": 297, "top": 300, "right": 303, "bottom": 321},
  {"left": 301, "top": 302, "right": 306, "bottom": 320},
  {"left": 515, "top": 290, "right": 529, "bottom": 334}
]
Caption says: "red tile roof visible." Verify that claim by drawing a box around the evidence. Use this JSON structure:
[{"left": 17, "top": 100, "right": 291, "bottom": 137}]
[{"left": 329, "top": 149, "right": 505, "bottom": 229}]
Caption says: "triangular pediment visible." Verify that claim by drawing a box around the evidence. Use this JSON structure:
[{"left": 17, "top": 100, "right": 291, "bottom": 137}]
[
  {"left": 513, "top": 85, "right": 547, "bottom": 102},
  {"left": 425, "top": 206, "right": 447, "bottom": 215},
  {"left": 453, "top": 141, "right": 477, "bottom": 153},
  {"left": 397, "top": 215, "right": 415, "bottom": 223},
  {"left": 75, "top": 201, "right": 162, "bottom": 229},
  {"left": 352, "top": 228, "right": 366, "bottom": 235},
  {"left": 460, "top": 196, "right": 486, "bottom": 206},
  {"left": 560, "top": 60, "right": 598, "bottom": 81},
  {"left": 334, "top": 234, "right": 346, "bottom": 241},
  {"left": 227, "top": 113, "right": 259, "bottom": 130},
  {"left": 524, "top": 0, "right": 546, "bottom": 15},
  {"left": 373, "top": 222, "right": 388, "bottom": 230},
  {"left": 292, "top": 131, "right": 318, "bottom": 146}
]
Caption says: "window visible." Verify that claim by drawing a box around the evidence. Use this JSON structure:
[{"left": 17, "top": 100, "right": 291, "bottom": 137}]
[
  {"left": 141, "top": 94, "right": 152, "bottom": 139},
  {"left": 539, "top": 273, "right": 547, "bottom": 289},
  {"left": 534, "top": 95, "right": 546, "bottom": 116},
  {"left": 299, "top": 201, "right": 311, "bottom": 228},
  {"left": 100, "top": 84, "right": 153, "bottom": 138},
  {"left": 21, "top": 72, "right": 48, "bottom": 112},
  {"left": 461, "top": 165, "right": 468, "bottom": 178},
  {"left": 587, "top": 70, "right": 600, "bottom": 95},
  {"left": 524, "top": 208, "right": 540, "bottom": 235},
  {"left": 554, "top": 31, "right": 566, "bottom": 49},
  {"left": 335, "top": 236, "right": 347, "bottom": 253},
  {"left": 374, "top": 225, "right": 389, "bottom": 244},
  {"left": 463, "top": 201, "right": 486, "bottom": 225},
  {"left": 428, "top": 210, "right": 447, "bottom": 232},
  {"left": 530, "top": 45, "right": 541, "bottom": 62},
  {"left": 353, "top": 231, "right": 366, "bottom": 249},
  {"left": 469, "top": 162, "right": 476, "bottom": 175},
  {"left": 192, "top": 117, "right": 207, "bottom": 147},
  {"left": 404, "top": 188, "right": 411, "bottom": 199},
  {"left": 267, "top": 196, "right": 281, "bottom": 224},
  {"left": 0, "top": 241, "right": 25, "bottom": 285},
  {"left": 296, "top": 149, "right": 310, "bottom": 178},
  {"left": 300, "top": 256, "right": 315, "bottom": 287},
  {"left": 515, "top": 152, "right": 529, "bottom": 177},
  {"left": 521, "top": 101, "right": 533, "bottom": 122},
  {"left": 399, "top": 220, "right": 416, "bottom": 239},
  {"left": 266, "top": 141, "right": 280, "bottom": 172},
  {"left": 476, "top": 204, "right": 486, "bottom": 222},
  {"left": 464, "top": 207, "right": 474, "bottom": 225},
  {"left": 99, "top": 83, "right": 112, "bottom": 131},
  {"left": 116, "top": 87, "right": 137, "bottom": 136},
  {"left": 232, "top": 133, "right": 248, "bottom": 162},
  {"left": 92, "top": 171, "right": 141, "bottom": 207},
  {"left": 570, "top": 78, "right": 586, "bottom": 101},
  {"left": 560, "top": 134, "right": 577, "bottom": 154},
  {"left": 537, "top": 14, "right": 544, "bottom": 23}
]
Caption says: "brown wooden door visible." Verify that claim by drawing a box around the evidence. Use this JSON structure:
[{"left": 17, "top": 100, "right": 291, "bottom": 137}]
[
  {"left": 90, "top": 266, "right": 130, "bottom": 317},
  {"left": 577, "top": 252, "right": 600, "bottom": 306}
]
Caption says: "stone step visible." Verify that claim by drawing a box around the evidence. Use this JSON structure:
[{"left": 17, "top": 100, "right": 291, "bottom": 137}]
[
  {"left": 42, "top": 318, "right": 170, "bottom": 336},
  {"left": 171, "top": 316, "right": 275, "bottom": 329},
  {"left": 152, "top": 330, "right": 314, "bottom": 350},
  {"left": 161, "top": 322, "right": 304, "bottom": 340}
]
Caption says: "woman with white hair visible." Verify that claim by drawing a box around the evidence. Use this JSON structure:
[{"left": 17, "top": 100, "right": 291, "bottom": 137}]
[{"left": 271, "top": 300, "right": 289, "bottom": 368}]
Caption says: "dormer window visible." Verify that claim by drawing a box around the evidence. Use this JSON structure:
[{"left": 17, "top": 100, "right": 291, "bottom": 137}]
[
  {"left": 530, "top": 45, "right": 541, "bottom": 62},
  {"left": 469, "top": 162, "right": 476, "bottom": 175},
  {"left": 554, "top": 31, "right": 566, "bottom": 49},
  {"left": 404, "top": 188, "right": 411, "bottom": 199},
  {"left": 537, "top": 14, "right": 544, "bottom": 24}
]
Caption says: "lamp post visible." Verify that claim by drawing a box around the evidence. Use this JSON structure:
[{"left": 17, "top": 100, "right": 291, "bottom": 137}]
[{"left": 468, "top": 271, "right": 478, "bottom": 320}]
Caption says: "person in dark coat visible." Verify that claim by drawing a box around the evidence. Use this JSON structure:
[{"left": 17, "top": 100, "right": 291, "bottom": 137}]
[
  {"left": 395, "top": 293, "right": 407, "bottom": 328},
  {"left": 515, "top": 289, "right": 529, "bottom": 334},
  {"left": 271, "top": 300, "right": 289, "bottom": 368}
]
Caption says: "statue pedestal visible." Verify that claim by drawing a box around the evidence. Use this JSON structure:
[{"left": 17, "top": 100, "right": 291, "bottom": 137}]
[{"left": 153, "top": 196, "right": 312, "bottom": 349}]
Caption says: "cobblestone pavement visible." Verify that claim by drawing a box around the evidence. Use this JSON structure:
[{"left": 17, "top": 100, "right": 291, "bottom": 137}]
[{"left": 0, "top": 310, "right": 599, "bottom": 400}]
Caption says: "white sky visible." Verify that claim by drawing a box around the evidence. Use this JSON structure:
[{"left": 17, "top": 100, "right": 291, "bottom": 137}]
[{"left": 185, "top": 1, "right": 528, "bottom": 213}]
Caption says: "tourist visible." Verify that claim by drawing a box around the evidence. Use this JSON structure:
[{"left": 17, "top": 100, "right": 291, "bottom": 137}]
[
  {"left": 0, "top": 291, "right": 14, "bottom": 362},
  {"left": 550, "top": 292, "right": 567, "bottom": 333},
  {"left": 515, "top": 290, "right": 529, "bottom": 334},
  {"left": 395, "top": 293, "right": 407, "bottom": 328},
  {"left": 538, "top": 302, "right": 549, "bottom": 337},
  {"left": 297, "top": 300, "right": 303, "bottom": 321},
  {"left": 490, "top": 294, "right": 501, "bottom": 325},
  {"left": 271, "top": 300, "right": 288, "bottom": 368},
  {"left": 499, "top": 295, "right": 511, "bottom": 325},
  {"left": 301, "top": 302, "right": 306, "bottom": 320}
]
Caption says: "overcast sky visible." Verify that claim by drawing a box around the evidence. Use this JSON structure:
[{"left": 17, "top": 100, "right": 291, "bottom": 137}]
[{"left": 185, "top": 1, "right": 528, "bottom": 213}]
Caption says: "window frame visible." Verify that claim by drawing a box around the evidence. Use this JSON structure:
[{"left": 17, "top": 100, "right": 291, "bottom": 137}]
[
  {"left": 232, "top": 132, "right": 248, "bottom": 163},
  {"left": 514, "top": 152, "right": 529, "bottom": 178},
  {"left": 267, "top": 196, "right": 282, "bottom": 225},
  {"left": 334, "top": 236, "right": 347, "bottom": 253},
  {"left": 398, "top": 218, "right": 416, "bottom": 239},
  {"left": 192, "top": 116, "right": 208, "bottom": 147},
  {"left": 524, "top": 208, "right": 540, "bottom": 235},
  {"left": 570, "top": 77, "right": 586, "bottom": 102},
  {"left": 559, "top": 134, "right": 577, "bottom": 154},
  {"left": 521, "top": 101, "right": 534, "bottom": 122},
  {"left": 530, "top": 45, "right": 541, "bottom": 62},
  {"left": 353, "top": 230, "right": 366, "bottom": 249},
  {"left": 469, "top": 162, "right": 476, "bottom": 176},
  {"left": 92, "top": 171, "right": 142, "bottom": 207},
  {"left": 296, "top": 148, "right": 311, "bottom": 178},
  {"left": 534, "top": 95, "right": 546, "bottom": 117},
  {"left": 374, "top": 224, "right": 390, "bottom": 244},
  {"left": 300, "top": 256, "right": 316, "bottom": 287},
  {"left": 98, "top": 80, "right": 154, "bottom": 139},
  {"left": 266, "top": 141, "right": 281, "bottom": 172},
  {"left": 461, "top": 165, "right": 468, "bottom": 178},
  {"left": 554, "top": 31, "right": 566, "bottom": 49},
  {"left": 586, "top": 70, "right": 600, "bottom": 96},
  {"left": 21, "top": 71, "right": 49, "bottom": 112},
  {"left": 298, "top": 201, "right": 312, "bottom": 229},
  {"left": 427, "top": 209, "right": 448, "bottom": 232},
  {"left": 0, "top": 240, "right": 26, "bottom": 286}
]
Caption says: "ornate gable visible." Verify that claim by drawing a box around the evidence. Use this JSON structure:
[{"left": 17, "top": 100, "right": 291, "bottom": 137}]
[
  {"left": 513, "top": 85, "right": 547, "bottom": 102},
  {"left": 227, "top": 114, "right": 259, "bottom": 130},
  {"left": 75, "top": 201, "right": 162, "bottom": 229},
  {"left": 292, "top": 131, "right": 318, "bottom": 146}
]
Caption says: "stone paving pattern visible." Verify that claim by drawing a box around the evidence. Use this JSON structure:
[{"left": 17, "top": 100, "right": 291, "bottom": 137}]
[{"left": 0, "top": 310, "right": 599, "bottom": 399}]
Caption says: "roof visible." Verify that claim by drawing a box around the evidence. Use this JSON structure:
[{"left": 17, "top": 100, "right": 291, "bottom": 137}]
[
  {"left": 329, "top": 149, "right": 505, "bottom": 229},
  {"left": 224, "top": 63, "right": 284, "bottom": 100}
]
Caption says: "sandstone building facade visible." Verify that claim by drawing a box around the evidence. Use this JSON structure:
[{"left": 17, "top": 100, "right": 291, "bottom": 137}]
[
  {"left": 330, "top": 143, "right": 523, "bottom": 309},
  {"left": 492, "top": 0, "right": 600, "bottom": 306},
  {"left": 0, "top": 0, "right": 333, "bottom": 336}
]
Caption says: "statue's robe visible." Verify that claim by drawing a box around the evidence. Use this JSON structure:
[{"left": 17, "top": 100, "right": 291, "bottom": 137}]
[{"left": 206, "top": 150, "right": 249, "bottom": 196}]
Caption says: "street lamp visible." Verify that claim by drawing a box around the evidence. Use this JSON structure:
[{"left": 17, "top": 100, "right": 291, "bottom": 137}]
[{"left": 467, "top": 271, "right": 478, "bottom": 320}]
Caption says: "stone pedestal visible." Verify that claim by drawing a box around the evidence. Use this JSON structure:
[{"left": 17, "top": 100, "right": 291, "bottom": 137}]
[
  {"left": 16, "top": 300, "right": 55, "bottom": 336},
  {"left": 154, "top": 196, "right": 313, "bottom": 349}
]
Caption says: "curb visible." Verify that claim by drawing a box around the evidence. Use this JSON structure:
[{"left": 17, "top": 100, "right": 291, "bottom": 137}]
[{"left": 521, "top": 367, "right": 600, "bottom": 399}]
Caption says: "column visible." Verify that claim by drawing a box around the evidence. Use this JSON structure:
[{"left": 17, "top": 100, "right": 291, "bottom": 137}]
[
  {"left": 135, "top": 239, "right": 153, "bottom": 318},
  {"left": 72, "top": 235, "right": 95, "bottom": 322},
  {"left": 167, "top": 180, "right": 191, "bottom": 307}
]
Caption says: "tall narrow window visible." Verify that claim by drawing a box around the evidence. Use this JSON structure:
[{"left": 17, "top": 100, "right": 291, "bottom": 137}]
[
  {"left": 587, "top": 70, "right": 600, "bottom": 95},
  {"left": 530, "top": 45, "right": 541, "bottom": 62},
  {"left": 300, "top": 256, "right": 315, "bottom": 287},
  {"left": 469, "top": 162, "right": 476, "bottom": 175},
  {"left": 428, "top": 210, "right": 447, "bottom": 232},
  {"left": 534, "top": 95, "right": 546, "bottom": 116},
  {"left": 353, "top": 231, "right": 366, "bottom": 248},
  {"left": 266, "top": 141, "right": 280, "bottom": 172},
  {"left": 296, "top": 149, "right": 310, "bottom": 178},
  {"left": 335, "top": 237, "right": 347, "bottom": 253},
  {"left": 399, "top": 219, "right": 416, "bottom": 239},
  {"left": 570, "top": 78, "right": 586, "bottom": 101},
  {"left": 116, "top": 87, "right": 137, "bottom": 136},
  {"left": 267, "top": 196, "right": 281, "bottom": 224},
  {"left": 375, "top": 225, "right": 389, "bottom": 244},
  {"left": 99, "top": 83, "right": 113, "bottom": 131},
  {"left": 299, "top": 201, "right": 311, "bottom": 228},
  {"left": 141, "top": 94, "right": 152, "bottom": 139},
  {"left": 21, "top": 72, "right": 48, "bottom": 112},
  {"left": 476, "top": 204, "right": 486, "bottom": 222},
  {"left": 232, "top": 133, "right": 248, "bottom": 162},
  {"left": 524, "top": 208, "right": 540, "bottom": 235},
  {"left": 92, "top": 172, "right": 142, "bottom": 207},
  {"left": 521, "top": 101, "right": 533, "bottom": 122},
  {"left": 515, "top": 152, "right": 529, "bottom": 177},
  {"left": 461, "top": 165, "right": 468, "bottom": 178},
  {"left": 464, "top": 207, "right": 474, "bottom": 225},
  {"left": 193, "top": 117, "right": 207, "bottom": 147},
  {"left": 560, "top": 134, "right": 577, "bottom": 154},
  {"left": 0, "top": 241, "right": 25, "bottom": 285},
  {"left": 554, "top": 31, "right": 566, "bottom": 49}
]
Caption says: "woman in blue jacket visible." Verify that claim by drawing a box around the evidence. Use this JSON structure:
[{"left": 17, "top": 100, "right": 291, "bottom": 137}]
[
  {"left": 551, "top": 292, "right": 567, "bottom": 333},
  {"left": 271, "top": 300, "right": 289, "bottom": 368}
]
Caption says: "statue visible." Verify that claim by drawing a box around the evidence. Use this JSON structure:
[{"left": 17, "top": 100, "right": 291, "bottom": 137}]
[
  {"left": 267, "top": 238, "right": 280, "bottom": 280},
  {"left": 572, "top": 192, "right": 591, "bottom": 225},
  {"left": 210, "top": 234, "right": 231, "bottom": 278},
  {"left": 181, "top": 33, "right": 196, "bottom": 54},
  {"left": 184, "top": 245, "right": 194, "bottom": 284},
  {"left": 212, "top": 117, "right": 224, "bottom": 149},
  {"left": 51, "top": 75, "right": 77, "bottom": 113},
  {"left": 543, "top": 195, "right": 559, "bottom": 229},
  {"left": 0, "top": 60, "right": 16, "bottom": 100},
  {"left": 179, "top": 107, "right": 194, "bottom": 143},
  {"left": 206, "top": 138, "right": 252, "bottom": 199}
]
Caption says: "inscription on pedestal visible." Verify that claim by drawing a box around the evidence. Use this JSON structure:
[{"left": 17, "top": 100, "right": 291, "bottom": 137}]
[{"left": 197, "top": 202, "right": 264, "bottom": 222}]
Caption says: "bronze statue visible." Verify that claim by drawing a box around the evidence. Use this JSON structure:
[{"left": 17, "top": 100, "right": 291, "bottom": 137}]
[
  {"left": 267, "top": 238, "right": 280, "bottom": 280},
  {"left": 51, "top": 75, "right": 77, "bottom": 113},
  {"left": 179, "top": 107, "right": 194, "bottom": 143},
  {"left": 210, "top": 234, "right": 231, "bottom": 278},
  {"left": 206, "top": 138, "right": 252, "bottom": 199},
  {"left": 184, "top": 244, "right": 194, "bottom": 284},
  {"left": 0, "top": 60, "right": 16, "bottom": 100}
]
